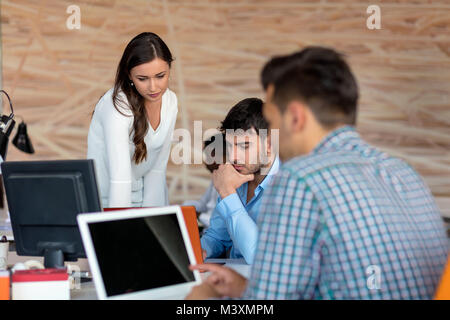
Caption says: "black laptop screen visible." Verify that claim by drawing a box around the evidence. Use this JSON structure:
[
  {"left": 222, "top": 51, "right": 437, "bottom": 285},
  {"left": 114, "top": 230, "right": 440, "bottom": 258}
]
[{"left": 88, "top": 213, "right": 195, "bottom": 297}]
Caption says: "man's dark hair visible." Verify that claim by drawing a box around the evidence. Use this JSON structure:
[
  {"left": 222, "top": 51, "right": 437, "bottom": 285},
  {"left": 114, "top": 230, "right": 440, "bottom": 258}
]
[
  {"left": 261, "top": 55, "right": 292, "bottom": 91},
  {"left": 219, "top": 98, "right": 268, "bottom": 134},
  {"left": 265, "top": 47, "right": 359, "bottom": 127}
]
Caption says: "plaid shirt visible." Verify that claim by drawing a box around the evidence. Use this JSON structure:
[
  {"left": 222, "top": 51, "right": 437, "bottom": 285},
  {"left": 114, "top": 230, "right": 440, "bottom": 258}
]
[{"left": 244, "top": 126, "right": 448, "bottom": 299}]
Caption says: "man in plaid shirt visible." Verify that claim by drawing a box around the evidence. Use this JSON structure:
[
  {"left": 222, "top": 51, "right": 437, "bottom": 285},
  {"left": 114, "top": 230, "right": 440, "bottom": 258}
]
[{"left": 187, "top": 47, "right": 448, "bottom": 300}]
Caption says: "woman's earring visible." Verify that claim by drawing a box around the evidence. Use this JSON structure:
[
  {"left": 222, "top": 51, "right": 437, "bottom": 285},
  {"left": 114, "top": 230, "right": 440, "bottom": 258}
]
[{"left": 130, "top": 81, "right": 134, "bottom": 87}]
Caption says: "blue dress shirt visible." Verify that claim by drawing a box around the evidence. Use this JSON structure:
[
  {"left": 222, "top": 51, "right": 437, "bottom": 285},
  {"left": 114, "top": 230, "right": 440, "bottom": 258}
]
[{"left": 201, "top": 157, "right": 280, "bottom": 264}]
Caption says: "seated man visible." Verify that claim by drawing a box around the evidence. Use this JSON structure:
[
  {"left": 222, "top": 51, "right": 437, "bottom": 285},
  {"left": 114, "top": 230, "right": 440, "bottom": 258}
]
[
  {"left": 200, "top": 97, "right": 279, "bottom": 265},
  {"left": 188, "top": 46, "right": 448, "bottom": 300}
]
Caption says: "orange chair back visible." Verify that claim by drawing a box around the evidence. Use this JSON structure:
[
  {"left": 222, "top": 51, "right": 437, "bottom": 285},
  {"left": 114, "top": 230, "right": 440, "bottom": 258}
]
[{"left": 435, "top": 257, "right": 450, "bottom": 300}]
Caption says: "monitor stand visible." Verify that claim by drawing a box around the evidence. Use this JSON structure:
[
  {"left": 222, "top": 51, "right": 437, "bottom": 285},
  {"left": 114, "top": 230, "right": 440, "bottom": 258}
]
[
  {"left": 43, "top": 248, "right": 65, "bottom": 269},
  {"left": 37, "top": 242, "right": 77, "bottom": 269}
]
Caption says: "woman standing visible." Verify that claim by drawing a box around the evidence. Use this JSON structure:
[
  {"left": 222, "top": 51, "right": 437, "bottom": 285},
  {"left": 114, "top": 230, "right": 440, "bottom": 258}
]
[{"left": 87, "top": 32, "right": 177, "bottom": 208}]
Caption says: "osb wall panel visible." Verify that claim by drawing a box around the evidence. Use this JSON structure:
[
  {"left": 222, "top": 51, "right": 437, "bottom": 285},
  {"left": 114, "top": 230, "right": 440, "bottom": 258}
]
[{"left": 1, "top": 0, "right": 449, "bottom": 216}]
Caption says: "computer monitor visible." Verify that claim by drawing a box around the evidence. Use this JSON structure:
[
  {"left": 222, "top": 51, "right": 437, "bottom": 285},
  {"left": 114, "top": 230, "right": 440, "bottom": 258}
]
[{"left": 1, "top": 159, "right": 102, "bottom": 268}]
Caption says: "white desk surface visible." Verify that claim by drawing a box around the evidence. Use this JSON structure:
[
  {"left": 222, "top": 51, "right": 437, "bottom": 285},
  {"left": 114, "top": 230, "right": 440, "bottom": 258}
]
[
  {"left": 71, "top": 281, "right": 98, "bottom": 300},
  {"left": 70, "top": 259, "right": 251, "bottom": 300}
]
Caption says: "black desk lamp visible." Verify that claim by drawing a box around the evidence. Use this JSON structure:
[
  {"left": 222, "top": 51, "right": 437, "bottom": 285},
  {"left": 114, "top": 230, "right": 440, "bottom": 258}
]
[
  {"left": 0, "top": 90, "right": 34, "bottom": 159},
  {"left": 12, "top": 116, "right": 34, "bottom": 154}
]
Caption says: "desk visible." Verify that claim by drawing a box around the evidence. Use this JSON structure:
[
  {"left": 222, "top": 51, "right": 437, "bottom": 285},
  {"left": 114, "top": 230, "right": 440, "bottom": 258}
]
[
  {"left": 70, "top": 259, "right": 251, "bottom": 300},
  {"left": 3, "top": 254, "right": 250, "bottom": 300},
  {"left": 1, "top": 217, "right": 252, "bottom": 300},
  {"left": 71, "top": 281, "right": 97, "bottom": 300}
]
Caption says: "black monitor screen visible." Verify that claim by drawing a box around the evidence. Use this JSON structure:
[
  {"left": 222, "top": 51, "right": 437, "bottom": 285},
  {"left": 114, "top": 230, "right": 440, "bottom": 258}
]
[
  {"left": 88, "top": 213, "right": 195, "bottom": 297},
  {"left": 1, "top": 160, "right": 102, "bottom": 262}
]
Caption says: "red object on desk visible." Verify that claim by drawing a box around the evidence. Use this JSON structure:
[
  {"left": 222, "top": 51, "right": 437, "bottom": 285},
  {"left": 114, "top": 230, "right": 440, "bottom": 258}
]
[
  {"left": 12, "top": 268, "right": 68, "bottom": 283},
  {"left": 103, "top": 206, "right": 204, "bottom": 265}
]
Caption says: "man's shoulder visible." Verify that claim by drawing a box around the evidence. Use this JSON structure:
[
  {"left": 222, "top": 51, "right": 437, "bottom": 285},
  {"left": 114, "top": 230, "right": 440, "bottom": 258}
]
[
  {"left": 279, "top": 147, "right": 409, "bottom": 182},
  {"left": 279, "top": 151, "right": 353, "bottom": 178}
]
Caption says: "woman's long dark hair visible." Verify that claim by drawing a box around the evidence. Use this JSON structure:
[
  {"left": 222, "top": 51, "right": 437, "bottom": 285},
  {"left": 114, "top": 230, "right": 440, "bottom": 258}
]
[{"left": 113, "top": 32, "right": 173, "bottom": 164}]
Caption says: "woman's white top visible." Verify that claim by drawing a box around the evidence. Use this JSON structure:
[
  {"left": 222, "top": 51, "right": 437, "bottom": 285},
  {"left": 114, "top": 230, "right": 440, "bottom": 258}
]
[{"left": 87, "top": 88, "right": 178, "bottom": 208}]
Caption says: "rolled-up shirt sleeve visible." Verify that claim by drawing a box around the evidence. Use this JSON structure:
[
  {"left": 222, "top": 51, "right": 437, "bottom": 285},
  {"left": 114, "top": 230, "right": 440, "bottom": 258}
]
[
  {"left": 214, "top": 193, "right": 258, "bottom": 264},
  {"left": 201, "top": 199, "right": 232, "bottom": 259}
]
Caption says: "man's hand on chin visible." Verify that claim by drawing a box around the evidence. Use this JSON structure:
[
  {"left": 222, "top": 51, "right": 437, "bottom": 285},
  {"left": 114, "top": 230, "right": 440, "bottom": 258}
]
[{"left": 213, "top": 164, "right": 254, "bottom": 199}]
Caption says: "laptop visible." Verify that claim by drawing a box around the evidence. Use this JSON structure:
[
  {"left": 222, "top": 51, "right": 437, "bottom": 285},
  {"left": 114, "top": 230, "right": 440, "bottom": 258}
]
[{"left": 77, "top": 206, "right": 202, "bottom": 300}]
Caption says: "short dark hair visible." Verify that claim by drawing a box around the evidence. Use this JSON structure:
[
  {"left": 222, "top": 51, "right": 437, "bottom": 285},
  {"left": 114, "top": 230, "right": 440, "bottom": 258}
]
[
  {"left": 265, "top": 47, "right": 359, "bottom": 127},
  {"left": 260, "top": 55, "right": 292, "bottom": 91},
  {"left": 219, "top": 98, "right": 268, "bottom": 134}
]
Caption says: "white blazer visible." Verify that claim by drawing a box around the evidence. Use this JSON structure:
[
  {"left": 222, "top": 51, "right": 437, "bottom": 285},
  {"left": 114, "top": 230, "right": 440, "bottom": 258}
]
[{"left": 87, "top": 87, "right": 178, "bottom": 208}]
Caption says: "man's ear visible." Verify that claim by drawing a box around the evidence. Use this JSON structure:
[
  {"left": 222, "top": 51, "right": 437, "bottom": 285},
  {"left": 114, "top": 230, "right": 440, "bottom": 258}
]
[{"left": 287, "top": 101, "right": 307, "bottom": 132}]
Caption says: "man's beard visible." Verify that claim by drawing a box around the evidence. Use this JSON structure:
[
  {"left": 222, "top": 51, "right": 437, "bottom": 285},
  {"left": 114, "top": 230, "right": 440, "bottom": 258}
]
[{"left": 234, "top": 163, "right": 262, "bottom": 176}]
